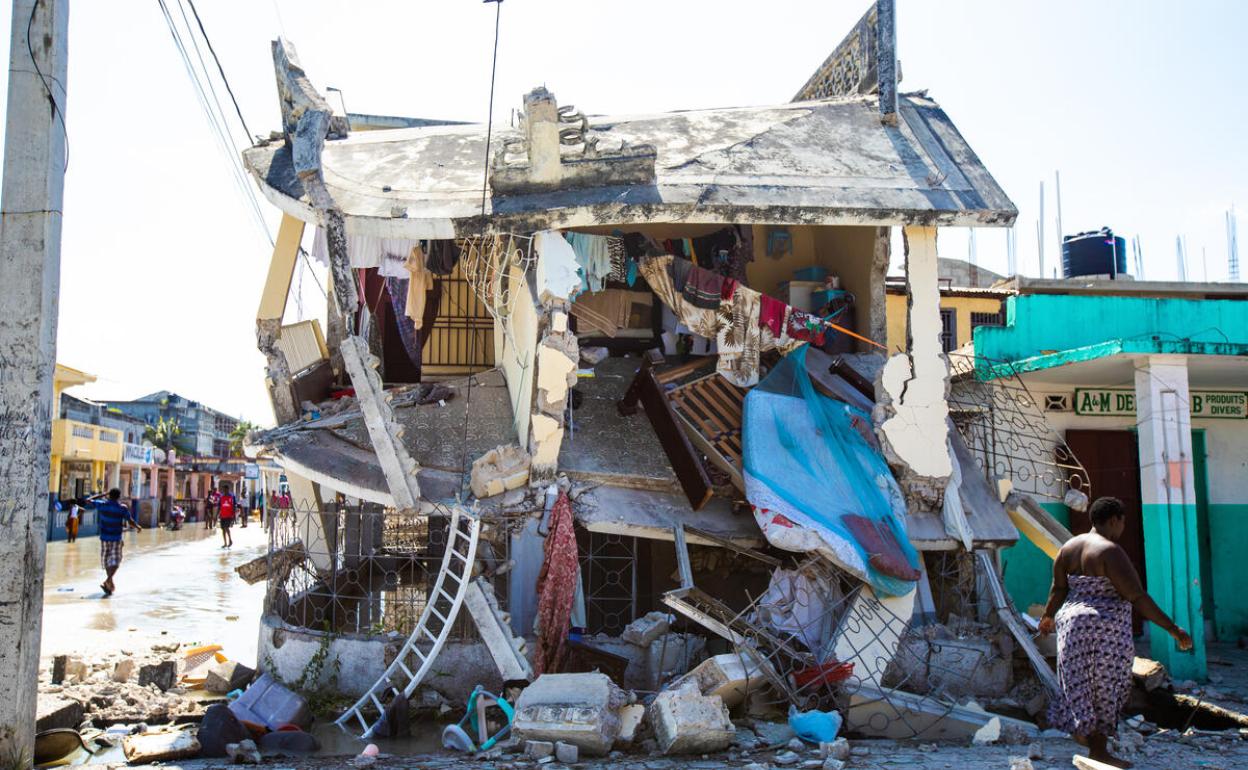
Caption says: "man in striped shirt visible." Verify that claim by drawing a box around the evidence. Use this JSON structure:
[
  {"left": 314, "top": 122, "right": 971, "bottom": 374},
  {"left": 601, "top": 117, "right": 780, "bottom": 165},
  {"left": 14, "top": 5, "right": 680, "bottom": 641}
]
[{"left": 96, "top": 488, "right": 141, "bottom": 596}]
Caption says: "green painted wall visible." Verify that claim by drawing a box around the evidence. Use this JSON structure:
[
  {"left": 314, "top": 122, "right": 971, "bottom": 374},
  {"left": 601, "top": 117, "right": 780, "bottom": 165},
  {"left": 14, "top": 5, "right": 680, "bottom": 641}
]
[
  {"left": 976, "top": 294, "right": 1248, "bottom": 363},
  {"left": 1208, "top": 503, "right": 1248, "bottom": 640},
  {"left": 1001, "top": 502, "right": 1069, "bottom": 613},
  {"left": 1142, "top": 502, "right": 1207, "bottom": 681}
]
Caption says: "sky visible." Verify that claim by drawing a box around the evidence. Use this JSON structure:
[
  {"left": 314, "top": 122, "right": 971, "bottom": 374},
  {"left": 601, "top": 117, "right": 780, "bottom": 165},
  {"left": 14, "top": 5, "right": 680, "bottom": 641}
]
[{"left": 2, "top": 0, "right": 1245, "bottom": 426}]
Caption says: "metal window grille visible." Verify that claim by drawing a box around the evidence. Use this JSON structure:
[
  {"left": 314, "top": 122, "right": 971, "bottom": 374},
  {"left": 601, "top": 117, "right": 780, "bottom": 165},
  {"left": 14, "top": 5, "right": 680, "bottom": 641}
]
[
  {"left": 970, "top": 310, "right": 1005, "bottom": 329},
  {"left": 939, "top": 308, "right": 957, "bottom": 352},
  {"left": 576, "top": 529, "right": 638, "bottom": 637},
  {"left": 265, "top": 500, "right": 510, "bottom": 640}
]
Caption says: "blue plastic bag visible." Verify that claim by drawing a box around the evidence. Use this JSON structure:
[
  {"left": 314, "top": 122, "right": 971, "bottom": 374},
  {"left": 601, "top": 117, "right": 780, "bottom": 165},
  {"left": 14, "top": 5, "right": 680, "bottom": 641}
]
[{"left": 788, "top": 705, "right": 842, "bottom": 744}]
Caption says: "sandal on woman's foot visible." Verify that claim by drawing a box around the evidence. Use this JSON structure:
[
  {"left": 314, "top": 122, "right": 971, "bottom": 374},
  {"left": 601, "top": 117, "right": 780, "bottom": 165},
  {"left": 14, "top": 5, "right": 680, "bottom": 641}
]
[{"left": 100, "top": 584, "right": 112, "bottom": 597}]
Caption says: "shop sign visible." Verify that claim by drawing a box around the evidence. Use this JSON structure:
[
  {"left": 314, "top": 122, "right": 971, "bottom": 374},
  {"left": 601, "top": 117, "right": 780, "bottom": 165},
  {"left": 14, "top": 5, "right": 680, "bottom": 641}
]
[
  {"left": 244, "top": 463, "right": 260, "bottom": 479},
  {"left": 122, "top": 443, "right": 154, "bottom": 465},
  {"left": 1073, "top": 388, "right": 1248, "bottom": 419}
]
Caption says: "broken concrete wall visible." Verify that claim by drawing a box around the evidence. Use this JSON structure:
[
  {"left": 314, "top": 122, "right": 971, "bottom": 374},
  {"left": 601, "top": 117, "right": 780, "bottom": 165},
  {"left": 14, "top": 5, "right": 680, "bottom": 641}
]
[
  {"left": 875, "top": 226, "right": 952, "bottom": 510},
  {"left": 528, "top": 306, "right": 578, "bottom": 484}
]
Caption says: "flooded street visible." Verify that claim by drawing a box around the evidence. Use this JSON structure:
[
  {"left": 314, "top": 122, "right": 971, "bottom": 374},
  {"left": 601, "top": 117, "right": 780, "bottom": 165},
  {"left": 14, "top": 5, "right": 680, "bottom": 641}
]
[{"left": 41, "top": 522, "right": 268, "bottom": 666}]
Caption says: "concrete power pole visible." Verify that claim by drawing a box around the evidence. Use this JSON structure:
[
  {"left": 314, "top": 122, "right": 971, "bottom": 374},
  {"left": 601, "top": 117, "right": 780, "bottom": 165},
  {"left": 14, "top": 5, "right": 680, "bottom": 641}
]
[{"left": 0, "top": 0, "right": 68, "bottom": 760}]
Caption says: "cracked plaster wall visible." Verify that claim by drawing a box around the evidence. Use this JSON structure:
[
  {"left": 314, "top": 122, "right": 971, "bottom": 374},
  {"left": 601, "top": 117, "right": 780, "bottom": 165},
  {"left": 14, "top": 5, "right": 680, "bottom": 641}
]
[{"left": 876, "top": 226, "right": 952, "bottom": 508}]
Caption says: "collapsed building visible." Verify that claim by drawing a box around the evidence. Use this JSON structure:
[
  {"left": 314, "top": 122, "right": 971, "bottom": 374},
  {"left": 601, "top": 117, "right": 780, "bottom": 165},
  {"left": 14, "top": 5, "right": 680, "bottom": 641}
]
[{"left": 240, "top": 0, "right": 1090, "bottom": 749}]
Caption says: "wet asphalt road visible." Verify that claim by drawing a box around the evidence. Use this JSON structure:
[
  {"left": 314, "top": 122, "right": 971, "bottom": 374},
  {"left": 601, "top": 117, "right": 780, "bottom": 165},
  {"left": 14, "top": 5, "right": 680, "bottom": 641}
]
[{"left": 40, "top": 520, "right": 268, "bottom": 666}]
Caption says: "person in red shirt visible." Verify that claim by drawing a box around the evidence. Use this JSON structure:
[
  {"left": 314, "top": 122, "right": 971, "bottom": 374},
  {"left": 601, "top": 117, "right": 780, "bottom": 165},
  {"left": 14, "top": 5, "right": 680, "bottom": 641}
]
[{"left": 217, "top": 484, "right": 236, "bottom": 548}]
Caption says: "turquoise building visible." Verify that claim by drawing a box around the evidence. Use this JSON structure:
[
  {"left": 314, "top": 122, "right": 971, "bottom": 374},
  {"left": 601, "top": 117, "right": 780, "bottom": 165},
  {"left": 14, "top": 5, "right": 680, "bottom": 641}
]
[{"left": 973, "top": 277, "right": 1248, "bottom": 681}]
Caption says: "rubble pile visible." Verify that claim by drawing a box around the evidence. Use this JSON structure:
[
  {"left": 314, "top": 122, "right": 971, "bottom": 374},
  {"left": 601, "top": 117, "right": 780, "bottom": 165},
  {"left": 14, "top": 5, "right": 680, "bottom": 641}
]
[{"left": 38, "top": 646, "right": 217, "bottom": 728}]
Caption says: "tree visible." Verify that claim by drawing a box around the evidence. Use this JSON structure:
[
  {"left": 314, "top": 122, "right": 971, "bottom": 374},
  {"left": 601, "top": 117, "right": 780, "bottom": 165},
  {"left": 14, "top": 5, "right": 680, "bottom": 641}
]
[
  {"left": 228, "top": 420, "right": 256, "bottom": 457},
  {"left": 143, "top": 416, "right": 181, "bottom": 452}
]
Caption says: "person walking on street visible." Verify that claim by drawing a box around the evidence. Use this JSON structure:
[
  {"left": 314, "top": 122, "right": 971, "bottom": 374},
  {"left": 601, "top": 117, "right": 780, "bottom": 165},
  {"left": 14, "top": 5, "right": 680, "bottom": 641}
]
[
  {"left": 217, "top": 485, "right": 236, "bottom": 548},
  {"left": 1040, "top": 496, "right": 1193, "bottom": 768},
  {"left": 205, "top": 488, "right": 219, "bottom": 530},
  {"left": 94, "top": 488, "right": 141, "bottom": 596},
  {"left": 65, "top": 498, "right": 81, "bottom": 543}
]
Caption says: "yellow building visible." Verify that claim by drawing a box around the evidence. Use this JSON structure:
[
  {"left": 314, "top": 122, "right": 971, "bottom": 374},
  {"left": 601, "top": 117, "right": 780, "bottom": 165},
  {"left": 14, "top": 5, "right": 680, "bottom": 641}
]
[
  {"left": 884, "top": 282, "right": 1010, "bottom": 354},
  {"left": 50, "top": 364, "right": 123, "bottom": 499}
]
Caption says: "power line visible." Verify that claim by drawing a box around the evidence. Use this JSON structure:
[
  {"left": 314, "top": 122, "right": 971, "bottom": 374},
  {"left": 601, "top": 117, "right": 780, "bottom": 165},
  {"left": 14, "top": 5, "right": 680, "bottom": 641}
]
[
  {"left": 155, "top": 0, "right": 272, "bottom": 246},
  {"left": 183, "top": 0, "right": 254, "bottom": 142}
]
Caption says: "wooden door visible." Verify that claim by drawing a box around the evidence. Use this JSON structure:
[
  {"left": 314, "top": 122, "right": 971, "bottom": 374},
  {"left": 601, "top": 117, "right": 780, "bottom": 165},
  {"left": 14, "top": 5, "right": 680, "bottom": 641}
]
[{"left": 1064, "top": 429, "right": 1146, "bottom": 632}]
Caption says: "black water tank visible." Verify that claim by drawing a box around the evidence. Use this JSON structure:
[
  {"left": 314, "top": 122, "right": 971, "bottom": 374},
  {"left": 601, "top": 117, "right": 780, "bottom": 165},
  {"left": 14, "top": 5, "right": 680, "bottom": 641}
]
[{"left": 1062, "top": 228, "right": 1128, "bottom": 278}]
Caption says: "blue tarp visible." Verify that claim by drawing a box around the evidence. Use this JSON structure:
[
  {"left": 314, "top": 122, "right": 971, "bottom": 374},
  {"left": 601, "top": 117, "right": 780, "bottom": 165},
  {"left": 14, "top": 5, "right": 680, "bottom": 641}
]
[{"left": 743, "top": 347, "right": 919, "bottom": 597}]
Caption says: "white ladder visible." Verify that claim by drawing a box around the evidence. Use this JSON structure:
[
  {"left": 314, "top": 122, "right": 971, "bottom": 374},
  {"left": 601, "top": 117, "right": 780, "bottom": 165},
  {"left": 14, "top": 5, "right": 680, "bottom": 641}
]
[{"left": 335, "top": 506, "right": 481, "bottom": 738}]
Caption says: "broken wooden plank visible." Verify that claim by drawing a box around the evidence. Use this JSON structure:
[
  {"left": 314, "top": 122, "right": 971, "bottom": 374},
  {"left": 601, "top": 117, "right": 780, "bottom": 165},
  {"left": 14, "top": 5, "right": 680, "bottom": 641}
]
[{"left": 1005, "top": 490, "right": 1074, "bottom": 559}]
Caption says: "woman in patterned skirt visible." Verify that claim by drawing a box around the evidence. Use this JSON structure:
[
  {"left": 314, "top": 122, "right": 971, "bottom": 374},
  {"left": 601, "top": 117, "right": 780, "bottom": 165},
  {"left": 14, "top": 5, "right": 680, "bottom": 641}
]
[{"left": 1039, "top": 496, "right": 1193, "bottom": 768}]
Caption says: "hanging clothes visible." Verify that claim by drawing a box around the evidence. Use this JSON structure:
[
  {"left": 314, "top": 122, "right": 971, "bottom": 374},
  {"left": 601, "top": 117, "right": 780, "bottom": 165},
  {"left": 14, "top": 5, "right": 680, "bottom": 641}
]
[
  {"left": 311, "top": 227, "right": 420, "bottom": 270},
  {"left": 566, "top": 232, "right": 613, "bottom": 293},
  {"left": 682, "top": 265, "right": 725, "bottom": 310},
  {"left": 716, "top": 285, "right": 763, "bottom": 387},
  {"left": 606, "top": 237, "right": 629, "bottom": 284},
  {"left": 425, "top": 239, "right": 461, "bottom": 276},
  {"left": 785, "top": 309, "right": 828, "bottom": 347},
  {"left": 534, "top": 490, "right": 579, "bottom": 676},
  {"left": 404, "top": 245, "right": 435, "bottom": 329}
]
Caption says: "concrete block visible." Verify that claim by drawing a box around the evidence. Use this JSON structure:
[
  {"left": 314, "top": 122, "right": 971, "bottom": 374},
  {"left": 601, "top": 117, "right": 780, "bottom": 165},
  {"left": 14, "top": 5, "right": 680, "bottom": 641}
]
[
  {"left": 51, "top": 655, "right": 87, "bottom": 684},
  {"left": 645, "top": 632, "right": 706, "bottom": 691},
  {"left": 36, "top": 694, "right": 84, "bottom": 732},
  {"left": 669, "top": 652, "right": 770, "bottom": 708},
  {"left": 820, "top": 737, "right": 849, "bottom": 760},
  {"left": 139, "top": 660, "right": 178, "bottom": 692},
  {"left": 972, "top": 716, "right": 1001, "bottom": 745},
  {"left": 513, "top": 673, "right": 626, "bottom": 756},
  {"left": 471, "top": 445, "right": 532, "bottom": 499},
  {"left": 122, "top": 729, "right": 201, "bottom": 763},
  {"left": 226, "top": 739, "right": 262, "bottom": 764},
  {"left": 1132, "top": 656, "right": 1168, "bottom": 692},
  {"left": 554, "top": 741, "right": 578, "bottom": 764},
  {"left": 648, "top": 680, "right": 734, "bottom": 755},
  {"left": 888, "top": 635, "right": 1010, "bottom": 698},
  {"left": 206, "top": 660, "right": 256, "bottom": 694},
  {"left": 524, "top": 740, "right": 554, "bottom": 759},
  {"left": 615, "top": 704, "right": 645, "bottom": 747},
  {"left": 112, "top": 659, "right": 135, "bottom": 683},
  {"left": 621, "top": 612, "right": 672, "bottom": 648}
]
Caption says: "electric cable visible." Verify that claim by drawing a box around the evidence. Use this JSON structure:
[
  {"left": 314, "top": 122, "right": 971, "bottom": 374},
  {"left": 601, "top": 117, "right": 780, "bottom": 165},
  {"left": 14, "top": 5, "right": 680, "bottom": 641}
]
[{"left": 184, "top": 0, "right": 254, "bottom": 142}]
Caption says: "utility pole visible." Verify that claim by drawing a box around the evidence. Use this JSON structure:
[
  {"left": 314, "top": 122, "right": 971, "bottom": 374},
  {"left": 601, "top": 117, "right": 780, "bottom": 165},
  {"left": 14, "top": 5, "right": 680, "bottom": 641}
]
[
  {"left": 0, "top": 0, "right": 68, "bottom": 759},
  {"left": 1037, "top": 181, "right": 1046, "bottom": 278}
]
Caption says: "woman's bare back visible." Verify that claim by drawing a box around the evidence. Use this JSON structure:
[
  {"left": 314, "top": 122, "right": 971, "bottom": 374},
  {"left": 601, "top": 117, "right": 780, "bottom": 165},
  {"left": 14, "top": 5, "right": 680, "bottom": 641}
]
[{"left": 1057, "top": 532, "right": 1123, "bottom": 578}]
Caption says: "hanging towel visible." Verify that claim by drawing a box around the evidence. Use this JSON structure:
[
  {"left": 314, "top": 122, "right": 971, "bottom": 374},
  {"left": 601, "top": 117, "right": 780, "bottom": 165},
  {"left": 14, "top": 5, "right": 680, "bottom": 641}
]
[
  {"left": 404, "top": 245, "right": 434, "bottom": 329},
  {"left": 566, "top": 232, "right": 613, "bottom": 293},
  {"left": 716, "top": 285, "right": 762, "bottom": 387},
  {"left": 670, "top": 255, "right": 693, "bottom": 294},
  {"left": 534, "top": 491, "right": 579, "bottom": 675},
  {"left": 759, "top": 293, "right": 788, "bottom": 338},
  {"left": 682, "top": 265, "right": 725, "bottom": 309},
  {"left": 785, "top": 309, "right": 827, "bottom": 347},
  {"left": 426, "top": 239, "right": 461, "bottom": 275}
]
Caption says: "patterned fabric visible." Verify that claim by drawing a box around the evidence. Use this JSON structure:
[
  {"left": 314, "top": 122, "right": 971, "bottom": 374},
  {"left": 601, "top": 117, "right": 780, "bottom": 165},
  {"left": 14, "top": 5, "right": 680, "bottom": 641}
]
[
  {"left": 534, "top": 491, "right": 579, "bottom": 676},
  {"left": 606, "top": 237, "right": 629, "bottom": 284},
  {"left": 101, "top": 539, "right": 124, "bottom": 570},
  {"left": 1047, "top": 574, "right": 1134, "bottom": 736},
  {"left": 717, "top": 285, "right": 762, "bottom": 387}
]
